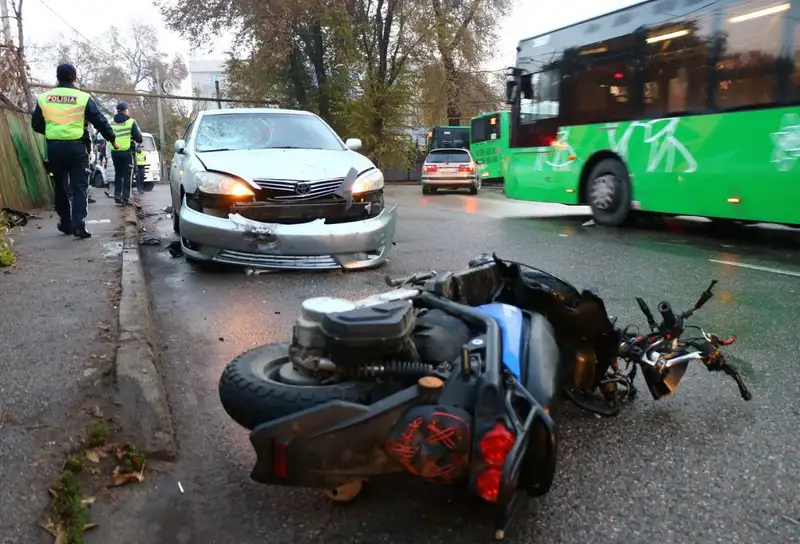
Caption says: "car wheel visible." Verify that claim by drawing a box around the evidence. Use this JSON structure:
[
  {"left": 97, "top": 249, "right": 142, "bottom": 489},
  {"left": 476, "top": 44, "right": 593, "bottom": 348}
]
[
  {"left": 142, "top": 182, "right": 155, "bottom": 192},
  {"left": 422, "top": 185, "right": 430, "bottom": 195},
  {"left": 172, "top": 204, "right": 180, "bottom": 234},
  {"left": 470, "top": 180, "right": 480, "bottom": 195},
  {"left": 586, "top": 158, "right": 632, "bottom": 227}
]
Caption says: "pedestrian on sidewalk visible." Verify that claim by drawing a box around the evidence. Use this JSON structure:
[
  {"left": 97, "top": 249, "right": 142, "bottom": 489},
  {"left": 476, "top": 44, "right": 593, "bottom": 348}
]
[
  {"left": 31, "top": 63, "right": 119, "bottom": 239},
  {"left": 135, "top": 144, "right": 147, "bottom": 193},
  {"left": 109, "top": 102, "right": 143, "bottom": 206}
]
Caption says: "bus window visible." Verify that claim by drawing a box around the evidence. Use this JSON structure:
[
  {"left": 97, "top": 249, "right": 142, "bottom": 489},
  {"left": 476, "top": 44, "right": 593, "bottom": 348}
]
[
  {"left": 470, "top": 115, "right": 500, "bottom": 144},
  {"left": 643, "top": 15, "right": 712, "bottom": 116},
  {"left": 716, "top": 0, "right": 787, "bottom": 110},
  {"left": 514, "top": 71, "right": 561, "bottom": 148},
  {"left": 569, "top": 59, "right": 636, "bottom": 124}
]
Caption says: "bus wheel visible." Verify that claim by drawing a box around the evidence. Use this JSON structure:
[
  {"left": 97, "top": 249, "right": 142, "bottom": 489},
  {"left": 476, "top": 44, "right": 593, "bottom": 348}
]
[{"left": 586, "top": 159, "right": 631, "bottom": 227}]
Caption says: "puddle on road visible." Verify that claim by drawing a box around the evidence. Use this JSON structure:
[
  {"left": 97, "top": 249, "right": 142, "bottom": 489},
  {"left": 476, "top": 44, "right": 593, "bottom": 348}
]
[{"left": 102, "top": 241, "right": 123, "bottom": 258}]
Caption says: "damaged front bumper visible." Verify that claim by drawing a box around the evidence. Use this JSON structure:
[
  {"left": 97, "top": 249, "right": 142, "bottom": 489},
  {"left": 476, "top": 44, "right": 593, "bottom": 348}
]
[{"left": 178, "top": 196, "right": 397, "bottom": 270}]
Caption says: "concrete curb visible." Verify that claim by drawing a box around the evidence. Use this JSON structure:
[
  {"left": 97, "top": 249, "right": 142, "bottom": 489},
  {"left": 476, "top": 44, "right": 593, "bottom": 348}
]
[{"left": 115, "top": 205, "right": 177, "bottom": 460}]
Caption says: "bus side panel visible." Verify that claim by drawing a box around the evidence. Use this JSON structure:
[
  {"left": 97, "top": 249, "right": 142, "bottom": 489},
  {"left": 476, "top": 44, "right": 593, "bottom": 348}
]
[
  {"left": 504, "top": 147, "right": 579, "bottom": 205},
  {"left": 610, "top": 109, "right": 799, "bottom": 224}
]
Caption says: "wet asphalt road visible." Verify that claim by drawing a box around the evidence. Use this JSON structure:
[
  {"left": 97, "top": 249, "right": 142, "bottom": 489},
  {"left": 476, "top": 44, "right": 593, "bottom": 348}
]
[{"left": 90, "top": 184, "right": 800, "bottom": 544}]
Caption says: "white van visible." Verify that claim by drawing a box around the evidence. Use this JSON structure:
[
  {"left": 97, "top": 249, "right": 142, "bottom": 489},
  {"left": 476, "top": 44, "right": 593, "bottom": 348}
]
[{"left": 102, "top": 132, "right": 162, "bottom": 191}]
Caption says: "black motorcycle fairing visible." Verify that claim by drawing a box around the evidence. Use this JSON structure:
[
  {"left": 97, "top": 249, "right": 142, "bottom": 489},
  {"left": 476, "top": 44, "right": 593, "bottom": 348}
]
[
  {"left": 521, "top": 311, "right": 562, "bottom": 409},
  {"left": 412, "top": 308, "right": 472, "bottom": 363},
  {"left": 492, "top": 256, "right": 619, "bottom": 381}
]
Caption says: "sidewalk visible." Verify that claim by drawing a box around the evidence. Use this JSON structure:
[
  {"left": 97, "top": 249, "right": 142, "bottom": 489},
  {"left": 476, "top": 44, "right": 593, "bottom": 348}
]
[{"left": 0, "top": 192, "right": 125, "bottom": 543}]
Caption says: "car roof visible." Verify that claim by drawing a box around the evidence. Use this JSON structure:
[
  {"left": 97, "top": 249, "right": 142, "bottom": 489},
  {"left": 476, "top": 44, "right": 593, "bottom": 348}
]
[
  {"left": 199, "top": 107, "right": 315, "bottom": 117},
  {"left": 428, "top": 148, "right": 471, "bottom": 154}
]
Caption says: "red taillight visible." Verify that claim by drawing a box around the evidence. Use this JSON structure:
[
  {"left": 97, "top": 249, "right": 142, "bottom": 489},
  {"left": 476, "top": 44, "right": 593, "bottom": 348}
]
[
  {"left": 475, "top": 423, "right": 515, "bottom": 503},
  {"left": 459, "top": 164, "right": 475, "bottom": 173},
  {"left": 273, "top": 440, "right": 288, "bottom": 478},
  {"left": 479, "top": 423, "right": 515, "bottom": 466},
  {"left": 424, "top": 164, "right": 437, "bottom": 172},
  {"left": 476, "top": 467, "right": 502, "bottom": 502}
]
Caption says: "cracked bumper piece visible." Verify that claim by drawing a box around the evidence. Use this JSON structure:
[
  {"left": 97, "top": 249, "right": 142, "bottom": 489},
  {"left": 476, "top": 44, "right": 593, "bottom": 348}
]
[{"left": 178, "top": 197, "right": 397, "bottom": 270}]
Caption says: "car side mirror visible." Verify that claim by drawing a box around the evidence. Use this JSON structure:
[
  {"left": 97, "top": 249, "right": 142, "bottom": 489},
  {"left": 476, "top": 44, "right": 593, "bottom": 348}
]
[
  {"left": 345, "top": 138, "right": 362, "bottom": 152},
  {"left": 174, "top": 139, "right": 186, "bottom": 154}
]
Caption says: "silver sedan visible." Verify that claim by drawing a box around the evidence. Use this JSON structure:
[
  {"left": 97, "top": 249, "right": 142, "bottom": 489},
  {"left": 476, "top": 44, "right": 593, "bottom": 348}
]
[{"left": 169, "top": 108, "right": 397, "bottom": 271}]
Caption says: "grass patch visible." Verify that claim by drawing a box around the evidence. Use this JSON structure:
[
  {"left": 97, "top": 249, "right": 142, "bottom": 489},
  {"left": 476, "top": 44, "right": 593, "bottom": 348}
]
[
  {"left": 41, "top": 423, "right": 109, "bottom": 543},
  {"left": 0, "top": 212, "right": 15, "bottom": 268},
  {"left": 84, "top": 422, "right": 108, "bottom": 449},
  {"left": 42, "top": 420, "right": 148, "bottom": 543}
]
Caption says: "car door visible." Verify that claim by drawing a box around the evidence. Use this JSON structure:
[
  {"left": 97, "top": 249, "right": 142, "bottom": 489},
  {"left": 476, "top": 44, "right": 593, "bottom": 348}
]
[{"left": 171, "top": 119, "right": 195, "bottom": 208}]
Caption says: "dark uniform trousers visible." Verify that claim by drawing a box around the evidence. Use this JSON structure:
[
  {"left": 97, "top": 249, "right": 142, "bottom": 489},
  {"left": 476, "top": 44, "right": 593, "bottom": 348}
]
[
  {"left": 111, "top": 150, "right": 134, "bottom": 202},
  {"left": 48, "top": 140, "right": 90, "bottom": 229}
]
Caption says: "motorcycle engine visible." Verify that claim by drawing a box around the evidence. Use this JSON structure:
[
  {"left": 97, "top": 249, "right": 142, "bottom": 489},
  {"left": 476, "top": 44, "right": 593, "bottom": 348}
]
[{"left": 291, "top": 295, "right": 472, "bottom": 371}]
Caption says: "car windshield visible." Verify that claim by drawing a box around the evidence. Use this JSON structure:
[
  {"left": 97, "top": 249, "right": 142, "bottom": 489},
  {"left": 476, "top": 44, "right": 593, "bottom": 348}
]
[
  {"left": 194, "top": 112, "right": 345, "bottom": 153},
  {"left": 426, "top": 150, "right": 471, "bottom": 163},
  {"left": 141, "top": 135, "right": 157, "bottom": 152}
]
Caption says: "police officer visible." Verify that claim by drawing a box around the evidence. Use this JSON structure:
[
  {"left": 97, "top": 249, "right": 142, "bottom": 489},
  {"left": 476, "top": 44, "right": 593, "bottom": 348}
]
[
  {"left": 109, "top": 102, "right": 143, "bottom": 206},
  {"left": 31, "top": 63, "right": 119, "bottom": 238},
  {"left": 135, "top": 144, "right": 147, "bottom": 193}
]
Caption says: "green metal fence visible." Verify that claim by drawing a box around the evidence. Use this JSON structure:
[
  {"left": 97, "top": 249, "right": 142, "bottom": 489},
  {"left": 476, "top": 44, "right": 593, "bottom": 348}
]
[{"left": 0, "top": 105, "right": 51, "bottom": 210}]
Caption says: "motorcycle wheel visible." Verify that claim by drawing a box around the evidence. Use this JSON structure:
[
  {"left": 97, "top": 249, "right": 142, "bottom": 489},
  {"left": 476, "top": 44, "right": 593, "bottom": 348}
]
[{"left": 218, "top": 342, "right": 378, "bottom": 430}]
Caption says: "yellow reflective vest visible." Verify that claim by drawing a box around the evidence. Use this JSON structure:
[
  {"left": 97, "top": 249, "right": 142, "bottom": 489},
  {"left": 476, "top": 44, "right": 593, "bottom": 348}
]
[
  {"left": 111, "top": 118, "right": 135, "bottom": 151},
  {"left": 36, "top": 87, "right": 90, "bottom": 141},
  {"left": 136, "top": 150, "right": 147, "bottom": 166}
]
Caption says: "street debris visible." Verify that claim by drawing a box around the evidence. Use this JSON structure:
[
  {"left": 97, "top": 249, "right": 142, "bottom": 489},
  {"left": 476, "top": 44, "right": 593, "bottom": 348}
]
[
  {"left": 167, "top": 241, "right": 183, "bottom": 258},
  {"left": 245, "top": 267, "right": 273, "bottom": 276},
  {"left": 178, "top": 481, "right": 185, "bottom": 494},
  {"left": 582, "top": 219, "right": 596, "bottom": 227},
  {"left": 140, "top": 235, "right": 161, "bottom": 246},
  {"left": 2, "top": 207, "right": 33, "bottom": 227}
]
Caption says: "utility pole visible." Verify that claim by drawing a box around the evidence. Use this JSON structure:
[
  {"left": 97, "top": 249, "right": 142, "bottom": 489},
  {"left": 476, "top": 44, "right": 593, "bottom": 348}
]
[
  {"left": 0, "top": 0, "right": 11, "bottom": 45},
  {"left": 214, "top": 79, "right": 222, "bottom": 109},
  {"left": 153, "top": 69, "right": 166, "bottom": 182}
]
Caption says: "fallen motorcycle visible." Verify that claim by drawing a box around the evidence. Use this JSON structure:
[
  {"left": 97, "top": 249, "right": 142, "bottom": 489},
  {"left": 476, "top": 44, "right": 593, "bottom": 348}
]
[{"left": 219, "top": 254, "right": 751, "bottom": 540}]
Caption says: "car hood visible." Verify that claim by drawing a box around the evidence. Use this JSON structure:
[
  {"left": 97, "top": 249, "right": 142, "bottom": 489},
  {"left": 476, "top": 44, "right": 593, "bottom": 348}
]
[{"left": 195, "top": 148, "right": 376, "bottom": 181}]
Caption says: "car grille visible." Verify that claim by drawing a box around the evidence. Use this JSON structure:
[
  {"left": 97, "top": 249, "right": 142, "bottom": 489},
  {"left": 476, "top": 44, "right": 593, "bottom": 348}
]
[
  {"left": 214, "top": 249, "right": 340, "bottom": 270},
  {"left": 252, "top": 178, "right": 344, "bottom": 201}
]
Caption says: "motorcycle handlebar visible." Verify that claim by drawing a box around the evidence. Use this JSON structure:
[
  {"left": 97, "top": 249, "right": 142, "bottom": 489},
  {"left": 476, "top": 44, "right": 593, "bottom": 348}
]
[{"left": 657, "top": 301, "right": 678, "bottom": 332}]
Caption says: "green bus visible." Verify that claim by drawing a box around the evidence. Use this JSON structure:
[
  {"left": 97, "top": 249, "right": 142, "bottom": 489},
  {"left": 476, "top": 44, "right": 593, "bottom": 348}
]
[
  {"left": 425, "top": 125, "right": 470, "bottom": 153},
  {"left": 503, "top": 0, "right": 800, "bottom": 227},
  {"left": 469, "top": 111, "right": 511, "bottom": 184}
]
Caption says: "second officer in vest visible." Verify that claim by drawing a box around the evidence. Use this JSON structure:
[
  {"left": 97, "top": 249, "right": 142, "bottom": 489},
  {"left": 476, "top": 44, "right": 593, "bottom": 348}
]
[
  {"left": 110, "top": 102, "right": 143, "bottom": 205},
  {"left": 31, "top": 63, "right": 119, "bottom": 238}
]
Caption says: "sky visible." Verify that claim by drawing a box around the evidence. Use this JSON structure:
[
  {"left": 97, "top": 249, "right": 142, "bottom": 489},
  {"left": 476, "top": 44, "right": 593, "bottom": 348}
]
[{"left": 18, "top": 0, "right": 639, "bottom": 96}]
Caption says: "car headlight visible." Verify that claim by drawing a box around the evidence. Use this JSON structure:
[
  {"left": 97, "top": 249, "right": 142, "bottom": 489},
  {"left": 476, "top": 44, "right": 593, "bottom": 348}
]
[
  {"left": 194, "top": 171, "right": 254, "bottom": 197},
  {"left": 351, "top": 169, "right": 384, "bottom": 195}
]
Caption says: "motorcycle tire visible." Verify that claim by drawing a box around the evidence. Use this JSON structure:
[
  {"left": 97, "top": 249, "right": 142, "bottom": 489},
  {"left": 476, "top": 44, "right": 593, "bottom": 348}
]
[{"left": 219, "top": 342, "right": 379, "bottom": 431}]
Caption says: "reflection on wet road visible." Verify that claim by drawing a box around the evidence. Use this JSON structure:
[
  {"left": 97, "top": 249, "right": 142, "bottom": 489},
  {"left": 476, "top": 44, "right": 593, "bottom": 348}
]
[{"left": 89, "top": 184, "right": 800, "bottom": 544}]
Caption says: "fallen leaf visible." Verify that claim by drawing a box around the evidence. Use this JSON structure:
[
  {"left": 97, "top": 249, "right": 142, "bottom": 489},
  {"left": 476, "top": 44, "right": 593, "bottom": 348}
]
[
  {"left": 28, "top": 459, "right": 44, "bottom": 468},
  {"left": 84, "top": 523, "right": 98, "bottom": 531},
  {"left": 109, "top": 471, "right": 144, "bottom": 487},
  {"left": 90, "top": 404, "right": 103, "bottom": 418},
  {"left": 39, "top": 521, "right": 59, "bottom": 537},
  {"left": 81, "top": 497, "right": 96, "bottom": 506},
  {"left": 85, "top": 448, "right": 108, "bottom": 464}
]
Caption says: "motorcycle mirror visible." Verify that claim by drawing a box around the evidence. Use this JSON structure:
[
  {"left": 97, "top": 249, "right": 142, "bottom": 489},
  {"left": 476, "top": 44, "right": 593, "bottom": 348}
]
[{"left": 694, "top": 280, "right": 718, "bottom": 311}]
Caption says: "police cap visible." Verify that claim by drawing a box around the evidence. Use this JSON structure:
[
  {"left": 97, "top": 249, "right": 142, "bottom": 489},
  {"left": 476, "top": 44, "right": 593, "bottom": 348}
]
[
  {"left": 56, "top": 63, "right": 77, "bottom": 83},
  {"left": 116, "top": 102, "right": 128, "bottom": 112}
]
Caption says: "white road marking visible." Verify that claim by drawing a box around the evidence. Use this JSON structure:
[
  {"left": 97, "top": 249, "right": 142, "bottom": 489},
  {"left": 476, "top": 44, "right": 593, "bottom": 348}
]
[
  {"left": 709, "top": 259, "right": 800, "bottom": 278},
  {"left": 86, "top": 219, "right": 112, "bottom": 224}
]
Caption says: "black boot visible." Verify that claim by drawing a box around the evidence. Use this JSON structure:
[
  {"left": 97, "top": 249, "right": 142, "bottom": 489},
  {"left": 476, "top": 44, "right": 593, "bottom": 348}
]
[
  {"left": 73, "top": 226, "right": 92, "bottom": 239},
  {"left": 57, "top": 222, "right": 73, "bottom": 235}
]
